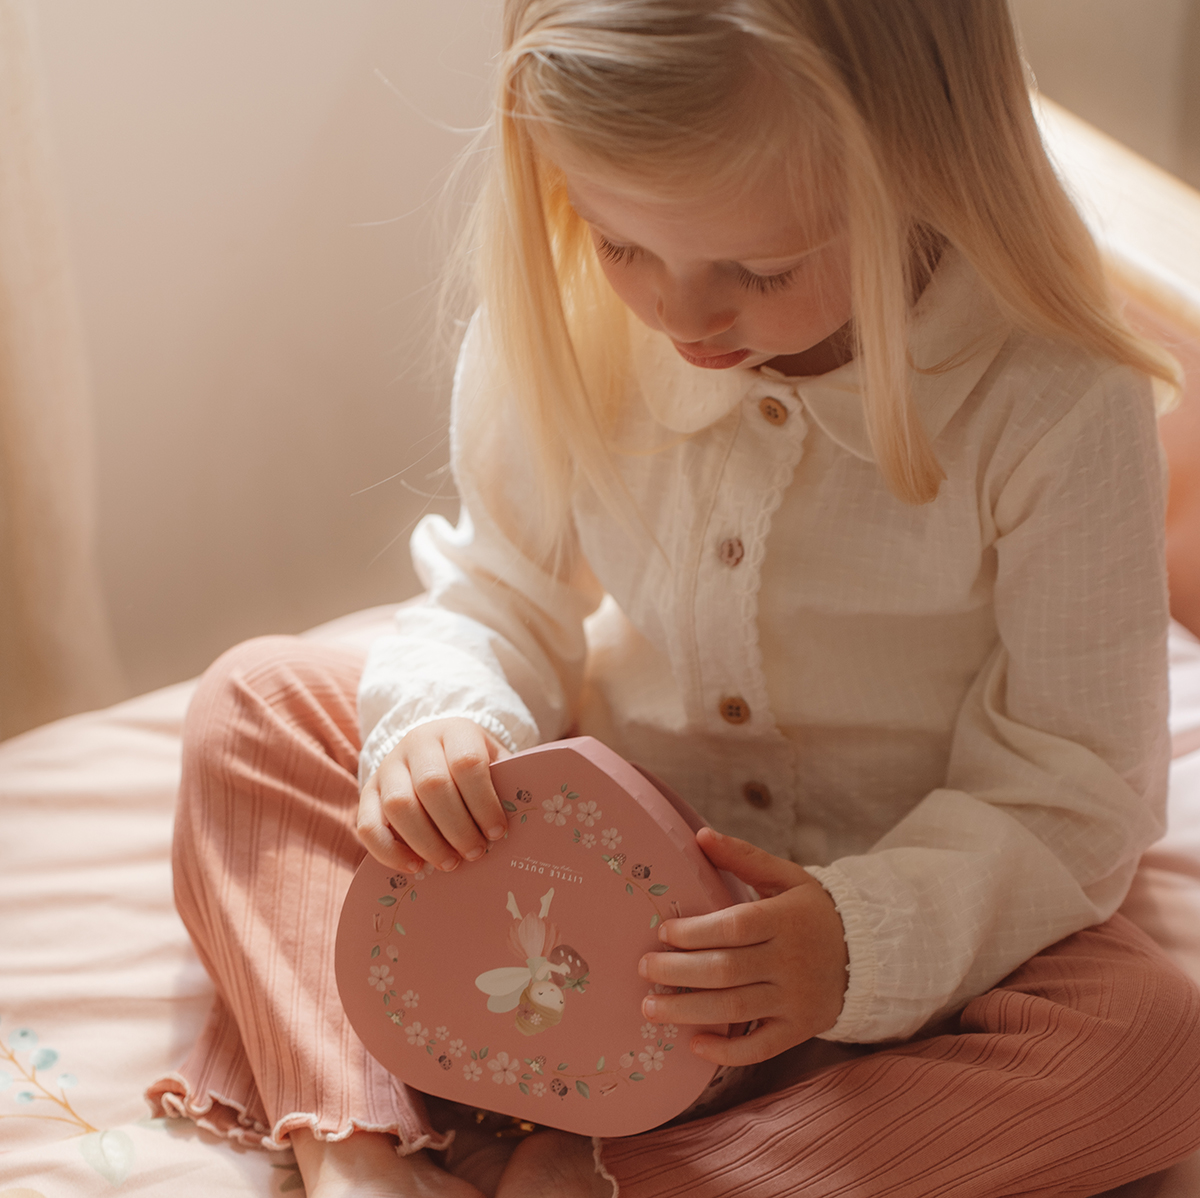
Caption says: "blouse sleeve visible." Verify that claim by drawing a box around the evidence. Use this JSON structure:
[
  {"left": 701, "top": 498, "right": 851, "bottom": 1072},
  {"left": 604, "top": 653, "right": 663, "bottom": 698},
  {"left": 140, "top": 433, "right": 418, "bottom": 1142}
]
[
  {"left": 357, "top": 314, "right": 605, "bottom": 787},
  {"left": 807, "top": 363, "right": 1171, "bottom": 1043}
]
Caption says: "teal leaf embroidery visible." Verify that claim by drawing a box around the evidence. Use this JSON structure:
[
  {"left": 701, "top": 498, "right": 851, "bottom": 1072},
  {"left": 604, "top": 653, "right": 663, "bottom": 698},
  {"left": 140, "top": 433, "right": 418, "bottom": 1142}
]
[{"left": 30, "top": 1047, "right": 58, "bottom": 1070}]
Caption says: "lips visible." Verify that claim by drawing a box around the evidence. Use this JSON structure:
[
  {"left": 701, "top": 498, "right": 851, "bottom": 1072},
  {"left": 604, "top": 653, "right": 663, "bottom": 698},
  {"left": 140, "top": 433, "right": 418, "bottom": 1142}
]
[{"left": 672, "top": 344, "right": 752, "bottom": 370}]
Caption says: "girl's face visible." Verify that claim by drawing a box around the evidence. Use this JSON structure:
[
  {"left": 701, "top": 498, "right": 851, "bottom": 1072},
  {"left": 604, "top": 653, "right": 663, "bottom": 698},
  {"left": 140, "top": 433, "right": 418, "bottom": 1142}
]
[{"left": 564, "top": 162, "right": 853, "bottom": 377}]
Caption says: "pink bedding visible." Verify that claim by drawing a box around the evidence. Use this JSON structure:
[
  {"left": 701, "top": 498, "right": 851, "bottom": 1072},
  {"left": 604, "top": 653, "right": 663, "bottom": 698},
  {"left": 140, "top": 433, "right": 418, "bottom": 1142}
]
[{"left": 2, "top": 605, "right": 1199, "bottom": 1196}]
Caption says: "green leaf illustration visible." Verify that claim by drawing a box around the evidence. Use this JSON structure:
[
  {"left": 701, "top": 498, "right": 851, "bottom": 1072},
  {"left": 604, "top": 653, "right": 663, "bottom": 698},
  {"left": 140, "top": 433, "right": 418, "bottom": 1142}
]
[
  {"left": 471, "top": 1051, "right": 478, "bottom": 1061},
  {"left": 630, "top": 1072, "right": 645, "bottom": 1081},
  {"left": 519, "top": 1082, "right": 530, "bottom": 1095},
  {"left": 557, "top": 1062, "right": 568, "bottom": 1071},
  {"left": 502, "top": 800, "right": 517, "bottom": 812},
  {"left": 567, "top": 792, "right": 580, "bottom": 801},
  {"left": 576, "top": 1081, "right": 590, "bottom": 1098},
  {"left": 625, "top": 882, "right": 634, "bottom": 896},
  {"left": 370, "top": 945, "right": 380, "bottom": 958},
  {"left": 394, "top": 923, "right": 406, "bottom": 935},
  {"left": 410, "top": 890, "right": 418, "bottom": 901},
  {"left": 664, "top": 1043, "right": 674, "bottom": 1051},
  {"left": 650, "top": 913, "right": 660, "bottom": 929},
  {"left": 648, "top": 884, "right": 670, "bottom": 896},
  {"left": 561, "top": 784, "right": 568, "bottom": 793},
  {"left": 378, "top": 895, "right": 397, "bottom": 906},
  {"left": 480, "top": 1047, "right": 489, "bottom": 1059},
  {"left": 520, "top": 814, "right": 527, "bottom": 824}
]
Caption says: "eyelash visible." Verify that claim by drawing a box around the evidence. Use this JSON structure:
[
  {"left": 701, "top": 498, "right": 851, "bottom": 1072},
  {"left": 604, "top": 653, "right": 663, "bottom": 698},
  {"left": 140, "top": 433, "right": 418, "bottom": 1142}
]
[{"left": 595, "top": 235, "right": 797, "bottom": 294}]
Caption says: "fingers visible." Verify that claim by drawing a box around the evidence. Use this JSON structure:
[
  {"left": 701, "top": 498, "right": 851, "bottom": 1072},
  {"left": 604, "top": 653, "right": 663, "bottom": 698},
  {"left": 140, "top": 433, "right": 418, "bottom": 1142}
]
[
  {"left": 643, "top": 981, "right": 776, "bottom": 1028},
  {"left": 356, "top": 774, "right": 423, "bottom": 871},
  {"left": 695, "top": 826, "right": 807, "bottom": 896},
  {"left": 365, "top": 719, "right": 511, "bottom": 872},
  {"left": 640, "top": 941, "right": 775, "bottom": 991},
  {"left": 689, "top": 1023, "right": 798, "bottom": 1067}
]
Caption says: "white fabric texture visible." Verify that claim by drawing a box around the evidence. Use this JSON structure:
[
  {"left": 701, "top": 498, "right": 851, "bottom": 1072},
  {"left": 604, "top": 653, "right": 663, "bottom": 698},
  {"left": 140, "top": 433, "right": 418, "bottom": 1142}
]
[{"left": 358, "top": 248, "right": 1170, "bottom": 1043}]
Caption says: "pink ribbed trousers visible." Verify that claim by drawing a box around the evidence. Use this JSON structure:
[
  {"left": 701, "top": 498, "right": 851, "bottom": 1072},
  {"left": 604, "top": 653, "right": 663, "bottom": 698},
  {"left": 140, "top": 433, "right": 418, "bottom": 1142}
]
[{"left": 148, "top": 636, "right": 1200, "bottom": 1197}]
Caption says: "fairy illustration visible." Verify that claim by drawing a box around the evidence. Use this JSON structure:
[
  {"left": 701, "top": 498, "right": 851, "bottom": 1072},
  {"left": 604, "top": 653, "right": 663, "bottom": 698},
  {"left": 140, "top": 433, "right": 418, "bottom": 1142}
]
[{"left": 474, "top": 888, "right": 590, "bottom": 1036}]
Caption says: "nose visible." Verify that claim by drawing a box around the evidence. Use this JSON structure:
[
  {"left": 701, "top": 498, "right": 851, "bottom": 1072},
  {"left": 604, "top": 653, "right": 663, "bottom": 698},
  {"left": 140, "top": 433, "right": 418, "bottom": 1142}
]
[{"left": 654, "top": 278, "right": 737, "bottom": 345}]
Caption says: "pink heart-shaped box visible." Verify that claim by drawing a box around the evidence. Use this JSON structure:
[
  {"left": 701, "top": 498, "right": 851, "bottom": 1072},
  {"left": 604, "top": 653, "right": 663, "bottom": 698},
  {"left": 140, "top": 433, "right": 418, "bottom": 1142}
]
[{"left": 335, "top": 736, "right": 752, "bottom": 1137}]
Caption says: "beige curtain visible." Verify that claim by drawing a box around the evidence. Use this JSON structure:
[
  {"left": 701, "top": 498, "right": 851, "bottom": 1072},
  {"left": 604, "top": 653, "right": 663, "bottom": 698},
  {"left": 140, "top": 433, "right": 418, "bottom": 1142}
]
[{"left": 0, "top": 0, "right": 122, "bottom": 740}]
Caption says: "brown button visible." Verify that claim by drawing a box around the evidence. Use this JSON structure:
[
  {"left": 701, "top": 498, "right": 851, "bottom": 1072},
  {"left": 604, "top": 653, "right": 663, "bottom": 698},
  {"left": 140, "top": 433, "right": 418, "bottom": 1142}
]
[
  {"left": 719, "top": 695, "right": 751, "bottom": 725},
  {"left": 758, "top": 396, "right": 789, "bottom": 426},
  {"left": 718, "top": 537, "right": 745, "bottom": 567},
  {"left": 742, "top": 781, "right": 773, "bottom": 809}
]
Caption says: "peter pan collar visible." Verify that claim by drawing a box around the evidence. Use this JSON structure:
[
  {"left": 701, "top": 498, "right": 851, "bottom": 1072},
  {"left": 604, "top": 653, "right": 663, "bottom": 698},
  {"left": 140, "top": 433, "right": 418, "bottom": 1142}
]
[{"left": 630, "top": 248, "right": 1012, "bottom": 460}]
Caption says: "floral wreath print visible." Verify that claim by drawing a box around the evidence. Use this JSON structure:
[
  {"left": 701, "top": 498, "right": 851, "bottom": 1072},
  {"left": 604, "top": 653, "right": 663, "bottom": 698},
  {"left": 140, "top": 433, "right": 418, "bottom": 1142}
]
[{"left": 362, "top": 773, "right": 686, "bottom": 1100}]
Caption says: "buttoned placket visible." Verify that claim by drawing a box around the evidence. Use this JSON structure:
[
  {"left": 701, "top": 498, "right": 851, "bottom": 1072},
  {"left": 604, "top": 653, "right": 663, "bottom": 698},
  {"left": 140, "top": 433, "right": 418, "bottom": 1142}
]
[{"left": 689, "top": 374, "right": 809, "bottom": 829}]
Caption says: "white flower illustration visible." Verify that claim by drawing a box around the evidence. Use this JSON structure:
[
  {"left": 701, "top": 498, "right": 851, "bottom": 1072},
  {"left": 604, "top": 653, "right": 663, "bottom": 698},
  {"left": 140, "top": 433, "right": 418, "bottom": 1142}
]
[
  {"left": 575, "top": 800, "right": 602, "bottom": 827},
  {"left": 640, "top": 1022, "right": 658, "bottom": 1039},
  {"left": 385, "top": 945, "right": 399, "bottom": 961},
  {"left": 368, "top": 964, "right": 394, "bottom": 992},
  {"left": 663, "top": 1024, "right": 678, "bottom": 1040},
  {"left": 405, "top": 1021, "right": 430, "bottom": 1046},
  {"left": 542, "top": 795, "right": 571, "bottom": 826},
  {"left": 639, "top": 1047, "right": 666, "bottom": 1071},
  {"left": 532, "top": 1081, "right": 546, "bottom": 1097},
  {"left": 581, "top": 832, "right": 596, "bottom": 849},
  {"left": 402, "top": 990, "right": 420, "bottom": 1009},
  {"left": 435, "top": 1026, "right": 448, "bottom": 1040},
  {"left": 601, "top": 827, "right": 622, "bottom": 849},
  {"left": 447, "top": 1039, "right": 466, "bottom": 1058},
  {"left": 619, "top": 1051, "right": 635, "bottom": 1068},
  {"left": 488, "top": 1052, "right": 520, "bottom": 1085},
  {"left": 463, "top": 1061, "right": 482, "bottom": 1081}
]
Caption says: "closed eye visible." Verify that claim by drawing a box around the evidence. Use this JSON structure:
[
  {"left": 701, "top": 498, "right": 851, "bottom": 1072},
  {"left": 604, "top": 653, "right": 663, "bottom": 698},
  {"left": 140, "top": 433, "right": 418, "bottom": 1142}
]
[
  {"left": 596, "top": 235, "right": 639, "bottom": 266},
  {"left": 735, "top": 265, "right": 797, "bottom": 294}
]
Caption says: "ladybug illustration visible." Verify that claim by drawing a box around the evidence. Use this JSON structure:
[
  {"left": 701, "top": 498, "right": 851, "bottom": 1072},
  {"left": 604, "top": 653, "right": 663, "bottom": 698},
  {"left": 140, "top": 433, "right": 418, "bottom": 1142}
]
[
  {"left": 551, "top": 1078, "right": 569, "bottom": 1097},
  {"left": 516, "top": 789, "right": 532, "bottom": 804},
  {"left": 388, "top": 874, "right": 407, "bottom": 890},
  {"left": 631, "top": 863, "right": 651, "bottom": 880},
  {"left": 437, "top": 1054, "right": 452, "bottom": 1070}
]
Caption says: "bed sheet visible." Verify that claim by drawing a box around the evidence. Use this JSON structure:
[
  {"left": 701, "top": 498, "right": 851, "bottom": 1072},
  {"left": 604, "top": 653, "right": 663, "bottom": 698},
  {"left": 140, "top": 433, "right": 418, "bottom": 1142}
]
[{"left": 1, "top": 607, "right": 1199, "bottom": 1197}]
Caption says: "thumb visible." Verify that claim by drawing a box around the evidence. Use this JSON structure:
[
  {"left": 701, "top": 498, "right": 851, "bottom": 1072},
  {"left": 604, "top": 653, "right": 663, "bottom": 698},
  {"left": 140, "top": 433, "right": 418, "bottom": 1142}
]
[{"left": 695, "top": 826, "right": 808, "bottom": 897}]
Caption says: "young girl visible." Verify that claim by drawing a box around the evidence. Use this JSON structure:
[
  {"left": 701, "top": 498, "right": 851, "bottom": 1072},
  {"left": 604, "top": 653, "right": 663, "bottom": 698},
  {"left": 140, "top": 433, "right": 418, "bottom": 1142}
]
[{"left": 149, "top": 0, "right": 1200, "bottom": 1194}]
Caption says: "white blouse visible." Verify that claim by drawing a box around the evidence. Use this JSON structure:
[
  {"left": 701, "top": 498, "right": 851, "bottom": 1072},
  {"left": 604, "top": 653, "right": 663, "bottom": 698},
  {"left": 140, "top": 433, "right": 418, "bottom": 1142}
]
[{"left": 358, "top": 250, "right": 1170, "bottom": 1043}]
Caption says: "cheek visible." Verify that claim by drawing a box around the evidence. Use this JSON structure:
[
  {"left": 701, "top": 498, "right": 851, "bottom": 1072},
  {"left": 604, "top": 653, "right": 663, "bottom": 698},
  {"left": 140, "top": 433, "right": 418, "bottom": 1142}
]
[{"left": 596, "top": 260, "right": 658, "bottom": 324}]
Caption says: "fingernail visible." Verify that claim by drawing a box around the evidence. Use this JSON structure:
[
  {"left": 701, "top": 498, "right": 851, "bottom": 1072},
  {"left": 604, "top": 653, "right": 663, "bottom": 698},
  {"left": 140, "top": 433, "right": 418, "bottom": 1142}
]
[
  {"left": 464, "top": 846, "right": 484, "bottom": 862},
  {"left": 638, "top": 956, "right": 648, "bottom": 978},
  {"left": 487, "top": 825, "right": 506, "bottom": 840},
  {"left": 406, "top": 860, "right": 422, "bottom": 873},
  {"left": 643, "top": 998, "right": 657, "bottom": 1019},
  {"left": 439, "top": 857, "right": 459, "bottom": 872}
]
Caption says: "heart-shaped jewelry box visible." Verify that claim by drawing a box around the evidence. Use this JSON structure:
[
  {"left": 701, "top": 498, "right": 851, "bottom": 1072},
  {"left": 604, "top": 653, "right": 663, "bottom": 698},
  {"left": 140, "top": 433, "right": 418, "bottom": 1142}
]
[{"left": 335, "top": 736, "right": 754, "bottom": 1137}]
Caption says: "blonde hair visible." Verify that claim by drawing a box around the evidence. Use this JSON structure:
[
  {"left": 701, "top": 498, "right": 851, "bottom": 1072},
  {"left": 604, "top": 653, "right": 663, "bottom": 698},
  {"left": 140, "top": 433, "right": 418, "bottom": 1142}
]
[
  {"left": 515, "top": 984, "right": 564, "bottom": 1035},
  {"left": 446, "top": 0, "right": 1179, "bottom": 565}
]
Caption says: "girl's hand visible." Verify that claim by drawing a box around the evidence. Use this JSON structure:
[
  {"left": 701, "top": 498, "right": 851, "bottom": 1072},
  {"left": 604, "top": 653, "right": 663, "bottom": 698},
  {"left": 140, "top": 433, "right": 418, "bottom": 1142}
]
[
  {"left": 357, "top": 718, "right": 511, "bottom": 873},
  {"left": 638, "top": 827, "right": 849, "bottom": 1065}
]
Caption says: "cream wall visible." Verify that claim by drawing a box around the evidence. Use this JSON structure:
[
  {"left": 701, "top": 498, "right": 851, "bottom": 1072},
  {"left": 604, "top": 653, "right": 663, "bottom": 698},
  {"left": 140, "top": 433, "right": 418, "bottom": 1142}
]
[
  {"left": 28, "top": 1, "right": 1200, "bottom": 697},
  {"left": 32, "top": 1, "right": 499, "bottom": 695}
]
